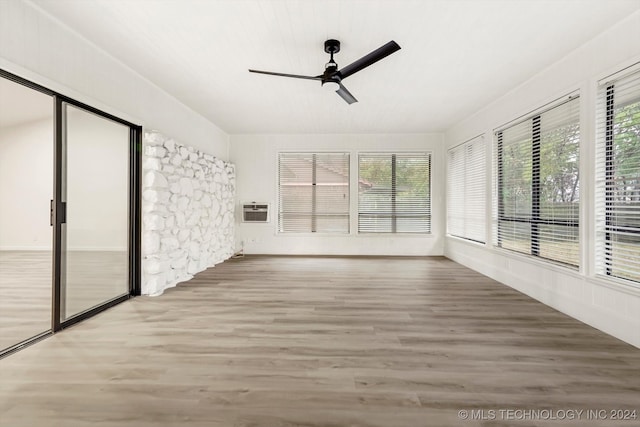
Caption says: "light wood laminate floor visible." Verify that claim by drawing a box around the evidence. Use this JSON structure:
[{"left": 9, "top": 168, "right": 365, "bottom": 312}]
[
  {"left": 1, "top": 256, "right": 639, "bottom": 427},
  {"left": 0, "top": 250, "right": 128, "bottom": 351},
  {"left": 0, "top": 251, "right": 52, "bottom": 351}
]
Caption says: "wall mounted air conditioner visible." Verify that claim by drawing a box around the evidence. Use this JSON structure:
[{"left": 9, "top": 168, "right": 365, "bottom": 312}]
[{"left": 242, "top": 202, "right": 270, "bottom": 223}]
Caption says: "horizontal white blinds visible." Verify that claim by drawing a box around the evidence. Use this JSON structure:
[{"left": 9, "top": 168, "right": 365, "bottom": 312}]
[
  {"left": 595, "top": 68, "right": 640, "bottom": 284},
  {"left": 447, "top": 136, "right": 486, "bottom": 243},
  {"left": 278, "top": 153, "right": 349, "bottom": 233},
  {"left": 495, "top": 96, "right": 580, "bottom": 266},
  {"left": 358, "top": 153, "right": 431, "bottom": 233}
]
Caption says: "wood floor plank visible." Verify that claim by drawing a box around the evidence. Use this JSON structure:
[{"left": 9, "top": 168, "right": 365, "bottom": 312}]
[{"left": 1, "top": 255, "right": 639, "bottom": 426}]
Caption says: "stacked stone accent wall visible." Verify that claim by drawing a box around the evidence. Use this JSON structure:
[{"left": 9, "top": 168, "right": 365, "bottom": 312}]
[{"left": 142, "top": 131, "right": 235, "bottom": 295}]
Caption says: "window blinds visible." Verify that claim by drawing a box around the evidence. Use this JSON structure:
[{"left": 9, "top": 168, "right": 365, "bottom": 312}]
[
  {"left": 595, "top": 67, "right": 640, "bottom": 284},
  {"left": 278, "top": 153, "right": 349, "bottom": 233},
  {"left": 447, "top": 136, "right": 486, "bottom": 243},
  {"left": 358, "top": 153, "right": 431, "bottom": 233},
  {"left": 495, "top": 96, "right": 580, "bottom": 266}
]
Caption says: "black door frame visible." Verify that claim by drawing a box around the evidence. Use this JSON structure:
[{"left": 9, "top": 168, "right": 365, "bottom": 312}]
[{"left": 0, "top": 68, "right": 141, "bottom": 356}]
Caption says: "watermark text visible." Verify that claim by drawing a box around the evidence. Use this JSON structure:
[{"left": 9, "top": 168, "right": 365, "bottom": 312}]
[{"left": 457, "top": 408, "right": 637, "bottom": 422}]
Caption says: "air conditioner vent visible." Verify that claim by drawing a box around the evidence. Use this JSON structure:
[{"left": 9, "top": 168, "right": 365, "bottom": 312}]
[{"left": 242, "top": 202, "right": 270, "bottom": 223}]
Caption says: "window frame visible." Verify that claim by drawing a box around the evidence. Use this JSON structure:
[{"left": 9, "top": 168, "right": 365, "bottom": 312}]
[
  {"left": 357, "top": 151, "right": 432, "bottom": 234},
  {"left": 494, "top": 95, "right": 581, "bottom": 267},
  {"left": 277, "top": 151, "right": 350, "bottom": 234},
  {"left": 595, "top": 64, "right": 640, "bottom": 287},
  {"left": 447, "top": 135, "right": 487, "bottom": 244}
]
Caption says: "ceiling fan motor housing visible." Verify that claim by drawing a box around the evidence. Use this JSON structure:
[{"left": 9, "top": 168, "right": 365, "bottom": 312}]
[
  {"left": 322, "top": 64, "right": 340, "bottom": 84},
  {"left": 322, "top": 39, "right": 341, "bottom": 87},
  {"left": 324, "top": 39, "right": 340, "bottom": 54}
]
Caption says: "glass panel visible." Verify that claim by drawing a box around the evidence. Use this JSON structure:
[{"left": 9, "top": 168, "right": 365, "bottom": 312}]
[
  {"left": 607, "top": 235, "right": 640, "bottom": 282},
  {"left": 500, "top": 123, "right": 533, "bottom": 219},
  {"left": 315, "top": 215, "right": 349, "bottom": 233},
  {"left": 358, "top": 214, "right": 392, "bottom": 232},
  {"left": 498, "top": 220, "right": 531, "bottom": 255},
  {"left": 606, "top": 95, "right": 640, "bottom": 282},
  {"left": 316, "top": 185, "right": 349, "bottom": 214},
  {"left": 538, "top": 224, "right": 579, "bottom": 266},
  {"left": 359, "top": 156, "right": 393, "bottom": 232},
  {"left": 0, "top": 77, "right": 53, "bottom": 351},
  {"left": 62, "top": 104, "right": 129, "bottom": 321},
  {"left": 358, "top": 153, "right": 431, "bottom": 233}
]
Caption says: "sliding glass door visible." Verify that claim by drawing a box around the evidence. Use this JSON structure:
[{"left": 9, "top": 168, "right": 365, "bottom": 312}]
[
  {"left": 0, "top": 69, "right": 140, "bottom": 357},
  {"left": 59, "top": 104, "right": 131, "bottom": 321},
  {"left": 0, "top": 76, "right": 54, "bottom": 352}
]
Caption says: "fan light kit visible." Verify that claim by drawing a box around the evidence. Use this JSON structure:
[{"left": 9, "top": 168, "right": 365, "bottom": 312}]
[
  {"left": 322, "top": 81, "right": 340, "bottom": 92},
  {"left": 249, "top": 39, "right": 401, "bottom": 104}
]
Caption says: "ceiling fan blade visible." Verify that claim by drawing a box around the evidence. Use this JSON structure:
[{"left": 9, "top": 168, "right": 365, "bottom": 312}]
[
  {"left": 336, "top": 84, "right": 358, "bottom": 104},
  {"left": 248, "top": 69, "right": 322, "bottom": 80},
  {"left": 337, "top": 41, "right": 401, "bottom": 80}
]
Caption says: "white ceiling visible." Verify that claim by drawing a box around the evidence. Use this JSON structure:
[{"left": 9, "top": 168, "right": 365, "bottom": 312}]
[{"left": 28, "top": 0, "right": 640, "bottom": 135}]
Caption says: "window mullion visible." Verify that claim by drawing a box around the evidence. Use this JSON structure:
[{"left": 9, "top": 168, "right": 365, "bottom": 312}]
[
  {"left": 604, "top": 84, "right": 615, "bottom": 275},
  {"left": 497, "top": 131, "right": 504, "bottom": 247},
  {"left": 311, "top": 153, "right": 317, "bottom": 233},
  {"left": 391, "top": 154, "right": 397, "bottom": 233},
  {"left": 531, "top": 115, "right": 541, "bottom": 256}
]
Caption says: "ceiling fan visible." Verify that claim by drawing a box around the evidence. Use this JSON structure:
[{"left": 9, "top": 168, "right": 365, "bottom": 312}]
[{"left": 249, "top": 39, "right": 401, "bottom": 105}]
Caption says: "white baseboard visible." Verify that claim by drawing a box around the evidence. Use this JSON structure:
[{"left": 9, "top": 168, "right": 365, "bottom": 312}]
[
  {"left": 0, "top": 246, "right": 127, "bottom": 251},
  {"left": 66, "top": 247, "right": 128, "bottom": 252},
  {"left": 0, "top": 246, "right": 51, "bottom": 251}
]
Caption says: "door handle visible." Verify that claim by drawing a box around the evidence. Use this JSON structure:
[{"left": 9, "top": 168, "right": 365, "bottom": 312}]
[{"left": 50, "top": 200, "right": 67, "bottom": 225}]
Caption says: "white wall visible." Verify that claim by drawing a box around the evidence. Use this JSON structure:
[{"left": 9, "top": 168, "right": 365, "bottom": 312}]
[
  {"left": 0, "top": 119, "right": 53, "bottom": 250},
  {"left": 445, "top": 11, "right": 640, "bottom": 348},
  {"left": 0, "top": 0, "right": 229, "bottom": 159},
  {"left": 230, "top": 133, "right": 445, "bottom": 256}
]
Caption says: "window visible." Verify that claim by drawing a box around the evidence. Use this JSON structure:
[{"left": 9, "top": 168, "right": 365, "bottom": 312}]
[
  {"left": 495, "top": 96, "right": 580, "bottom": 266},
  {"left": 278, "top": 152, "right": 349, "bottom": 233},
  {"left": 358, "top": 153, "right": 431, "bottom": 233},
  {"left": 596, "top": 67, "right": 640, "bottom": 284},
  {"left": 447, "top": 136, "right": 486, "bottom": 243}
]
